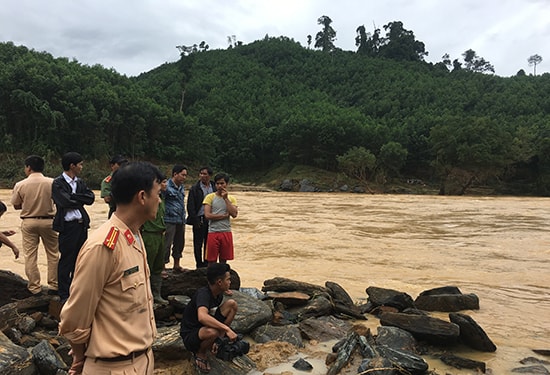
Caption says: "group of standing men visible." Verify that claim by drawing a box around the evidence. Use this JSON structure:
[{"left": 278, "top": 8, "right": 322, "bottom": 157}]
[
  {"left": 10, "top": 153, "right": 94, "bottom": 303},
  {"left": 3, "top": 154, "right": 240, "bottom": 374}
]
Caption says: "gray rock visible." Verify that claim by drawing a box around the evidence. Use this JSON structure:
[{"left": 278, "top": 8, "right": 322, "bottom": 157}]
[
  {"left": 31, "top": 340, "right": 68, "bottom": 375},
  {"left": 299, "top": 179, "right": 317, "bottom": 192},
  {"left": 449, "top": 312, "right": 497, "bottom": 352},
  {"left": 415, "top": 293, "right": 479, "bottom": 312},
  {"left": 511, "top": 364, "right": 550, "bottom": 374},
  {"left": 293, "top": 357, "right": 313, "bottom": 371},
  {"left": 358, "top": 356, "right": 397, "bottom": 374},
  {"left": 19, "top": 316, "right": 37, "bottom": 334},
  {"left": 299, "top": 315, "right": 352, "bottom": 342},
  {"left": 280, "top": 179, "right": 294, "bottom": 191},
  {"left": 366, "top": 286, "right": 415, "bottom": 311},
  {"left": 440, "top": 353, "right": 486, "bottom": 372},
  {"left": 251, "top": 324, "right": 303, "bottom": 347},
  {"left": 379, "top": 311, "right": 460, "bottom": 344},
  {"left": 0, "top": 330, "right": 36, "bottom": 375},
  {"left": 289, "top": 295, "right": 333, "bottom": 320},
  {"left": 376, "top": 345, "right": 429, "bottom": 374},
  {"left": 239, "top": 287, "right": 266, "bottom": 300},
  {"left": 418, "top": 286, "right": 463, "bottom": 296},
  {"left": 375, "top": 326, "right": 418, "bottom": 353},
  {"left": 230, "top": 291, "right": 273, "bottom": 334}
]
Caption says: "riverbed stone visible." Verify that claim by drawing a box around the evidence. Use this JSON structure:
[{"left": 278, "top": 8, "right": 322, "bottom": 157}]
[
  {"left": 415, "top": 293, "right": 480, "bottom": 312},
  {"left": 230, "top": 290, "right": 273, "bottom": 334},
  {"left": 31, "top": 339, "right": 68, "bottom": 375},
  {"left": 379, "top": 311, "right": 460, "bottom": 344},
  {"left": 375, "top": 326, "right": 418, "bottom": 353},
  {"left": 366, "top": 286, "right": 415, "bottom": 311},
  {"left": 449, "top": 312, "right": 497, "bottom": 352},
  {"left": 440, "top": 353, "right": 486, "bottom": 373},
  {"left": 250, "top": 324, "right": 303, "bottom": 347},
  {"left": 299, "top": 315, "right": 352, "bottom": 341},
  {"left": 0, "top": 330, "right": 36, "bottom": 375}
]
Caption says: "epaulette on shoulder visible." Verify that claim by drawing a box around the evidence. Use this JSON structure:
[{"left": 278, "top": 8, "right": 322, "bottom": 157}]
[
  {"left": 104, "top": 175, "right": 112, "bottom": 183},
  {"left": 103, "top": 226, "right": 120, "bottom": 250}
]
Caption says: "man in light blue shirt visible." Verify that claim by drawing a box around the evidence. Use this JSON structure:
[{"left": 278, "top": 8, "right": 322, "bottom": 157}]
[{"left": 163, "top": 165, "right": 187, "bottom": 271}]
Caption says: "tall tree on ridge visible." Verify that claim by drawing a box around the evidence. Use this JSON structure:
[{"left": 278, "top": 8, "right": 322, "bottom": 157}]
[
  {"left": 528, "top": 54, "right": 543, "bottom": 76},
  {"left": 315, "top": 15, "right": 336, "bottom": 52},
  {"left": 462, "top": 49, "right": 494, "bottom": 73}
]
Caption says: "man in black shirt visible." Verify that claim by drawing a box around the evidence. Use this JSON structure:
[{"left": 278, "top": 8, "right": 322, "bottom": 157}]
[{"left": 180, "top": 263, "right": 238, "bottom": 372}]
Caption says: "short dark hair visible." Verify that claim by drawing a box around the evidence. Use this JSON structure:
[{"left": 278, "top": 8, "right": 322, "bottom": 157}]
[
  {"left": 199, "top": 166, "right": 213, "bottom": 176},
  {"left": 109, "top": 155, "right": 128, "bottom": 165},
  {"left": 172, "top": 165, "right": 187, "bottom": 176},
  {"left": 0, "top": 200, "right": 6, "bottom": 214},
  {"left": 111, "top": 162, "right": 163, "bottom": 205},
  {"left": 207, "top": 263, "right": 230, "bottom": 285},
  {"left": 24, "top": 155, "right": 45, "bottom": 173},
  {"left": 61, "top": 152, "right": 83, "bottom": 171},
  {"left": 214, "top": 173, "right": 230, "bottom": 183}
]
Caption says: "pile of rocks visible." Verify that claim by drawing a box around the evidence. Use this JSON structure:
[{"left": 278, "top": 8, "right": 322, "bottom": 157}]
[{"left": 1, "top": 269, "right": 549, "bottom": 374}]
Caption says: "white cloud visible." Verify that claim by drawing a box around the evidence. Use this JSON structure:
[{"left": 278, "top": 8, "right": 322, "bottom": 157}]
[{"left": 0, "top": 0, "right": 548, "bottom": 76}]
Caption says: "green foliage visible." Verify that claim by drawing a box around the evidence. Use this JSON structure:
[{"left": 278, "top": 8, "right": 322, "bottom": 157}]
[
  {"left": 337, "top": 147, "right": 376, "bottom": 181},
  {"left": 315, "top": 16, "right": 337, "bottom": 52},
  {"left": 1, "top": 36, "right": 550, "bottom": 195},
  {"left": 378, "top": 141, "right": 408, "bottom": 176}
]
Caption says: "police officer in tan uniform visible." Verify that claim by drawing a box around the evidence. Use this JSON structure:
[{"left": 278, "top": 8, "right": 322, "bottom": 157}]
[
  {"left": 59, "top": 162, "right": 163, "bottom": 375},
  {"left": 11, "top": 155, "right": 59, "bottom": 295}
]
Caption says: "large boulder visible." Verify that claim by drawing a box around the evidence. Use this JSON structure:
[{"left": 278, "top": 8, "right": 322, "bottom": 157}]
[
  {"left": 449, "top": 312, "right": 497, "bottom": 352},
  {"left": 379, "top": 311, "right": 460, "bottom": 345}
]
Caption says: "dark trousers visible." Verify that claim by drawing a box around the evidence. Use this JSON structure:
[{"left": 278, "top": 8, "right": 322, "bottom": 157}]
[
  {"left": 57, "top": 221, "right": 87, "bottom": 301},
  {"left": 192, "top": 216, "right": 209, "bottom": 268}
]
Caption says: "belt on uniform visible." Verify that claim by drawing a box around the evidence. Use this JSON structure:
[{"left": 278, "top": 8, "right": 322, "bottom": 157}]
[
  {"left": 95, "top": 348, "right": 149, "bottom": 362},
  {"left": 22, "top": 216, "right": 54, "bottom": 219}
]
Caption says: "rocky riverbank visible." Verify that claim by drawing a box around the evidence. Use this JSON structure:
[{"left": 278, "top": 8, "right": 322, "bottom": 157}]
[{"left": 1, "top": 268, "right": 549, "bottom": 374}]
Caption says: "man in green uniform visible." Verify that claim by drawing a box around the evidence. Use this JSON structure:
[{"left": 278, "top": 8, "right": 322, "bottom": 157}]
[
  {"left": 141, "top": 174, "right": 168, "bottom": 304},
  {"left": 100, "top": 155, "right": 127, "bottom": 218}
]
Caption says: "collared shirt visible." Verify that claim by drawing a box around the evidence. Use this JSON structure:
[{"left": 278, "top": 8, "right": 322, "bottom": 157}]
[
  {"left": 198, "top": 182, "right": 214, "bottom": 216},
  {"left": 61, "top": 172, "right": 82, "bottom": 222},
  {"left": 164, "top": 178, "right": 185, "bottom": 224},
  {"left": 11, "top": 173, "right": 56, "bottom": 218},
  {"left": 59, "top": 214, "right": 156, "bottom": 358}
]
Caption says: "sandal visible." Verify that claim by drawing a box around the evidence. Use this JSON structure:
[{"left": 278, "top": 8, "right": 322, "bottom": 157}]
[{"left": 193, "top": 353, "right": 211, "bottom": 373}]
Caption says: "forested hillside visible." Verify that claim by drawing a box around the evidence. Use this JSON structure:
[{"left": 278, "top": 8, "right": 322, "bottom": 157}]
[{"left": 1, "top": 36, "right": 549, "bottom": 195}]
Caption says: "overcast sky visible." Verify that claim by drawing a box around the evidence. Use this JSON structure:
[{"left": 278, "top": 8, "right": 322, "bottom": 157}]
[{"left": 1, "top": 0, "right": 549, "bottom": 77}]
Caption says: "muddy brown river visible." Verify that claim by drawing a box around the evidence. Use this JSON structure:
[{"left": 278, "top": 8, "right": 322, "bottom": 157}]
[{"left": 1, "top": 189, "right": 549, "bottom": 373}]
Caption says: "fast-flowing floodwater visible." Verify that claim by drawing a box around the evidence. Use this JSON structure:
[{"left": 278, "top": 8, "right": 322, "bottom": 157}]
[{"left": 1, "top": 189, "right": 549, "bottom": 373}]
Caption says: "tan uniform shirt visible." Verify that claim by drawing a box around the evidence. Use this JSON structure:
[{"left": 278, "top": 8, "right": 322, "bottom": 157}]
[
  {"left": 11, "top": 173, "right": 55, "bottom": 217},
  {"left": 59, "top": 214, "right": 157, "bottom": 358}
]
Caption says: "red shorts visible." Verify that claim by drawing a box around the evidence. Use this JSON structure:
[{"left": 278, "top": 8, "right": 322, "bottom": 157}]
[{"left": 206, "top": 232, "right": 234, "bottom": 262}]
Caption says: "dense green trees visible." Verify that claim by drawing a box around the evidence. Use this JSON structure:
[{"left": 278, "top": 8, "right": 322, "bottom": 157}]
[{"left": 1, "top": 34, "right": 550, "bottom": 195}]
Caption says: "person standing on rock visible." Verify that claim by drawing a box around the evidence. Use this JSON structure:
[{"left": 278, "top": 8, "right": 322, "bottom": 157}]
[
  {"left": 203, "top": 173, "right": 238, "bottom": 266},
  {"left": 100, "top": 155, "right": 128, "bottom": 218},
  {"left": 11, "top": 155, "right": 59, "bottom": 295},
  {"left": 186, "top": 166, "right": 216, "bottom": 269},
  {"left": 51, "top": 152, "right": 95, "bottom": 303},
  {"left": 180, "top": 262, "right": 238, "bottom": 372},
  {"left": 0, "top": 201, "right": 20, "bottom": 259},
  {"left": 141, "top": 173, "right": 168, "bottom": 305},
  {"left": 59, "top": 162, "right": 162, "bottom": 375},
  {"left": 164, "top": 164, "right": 187, "bottom": 272}
]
